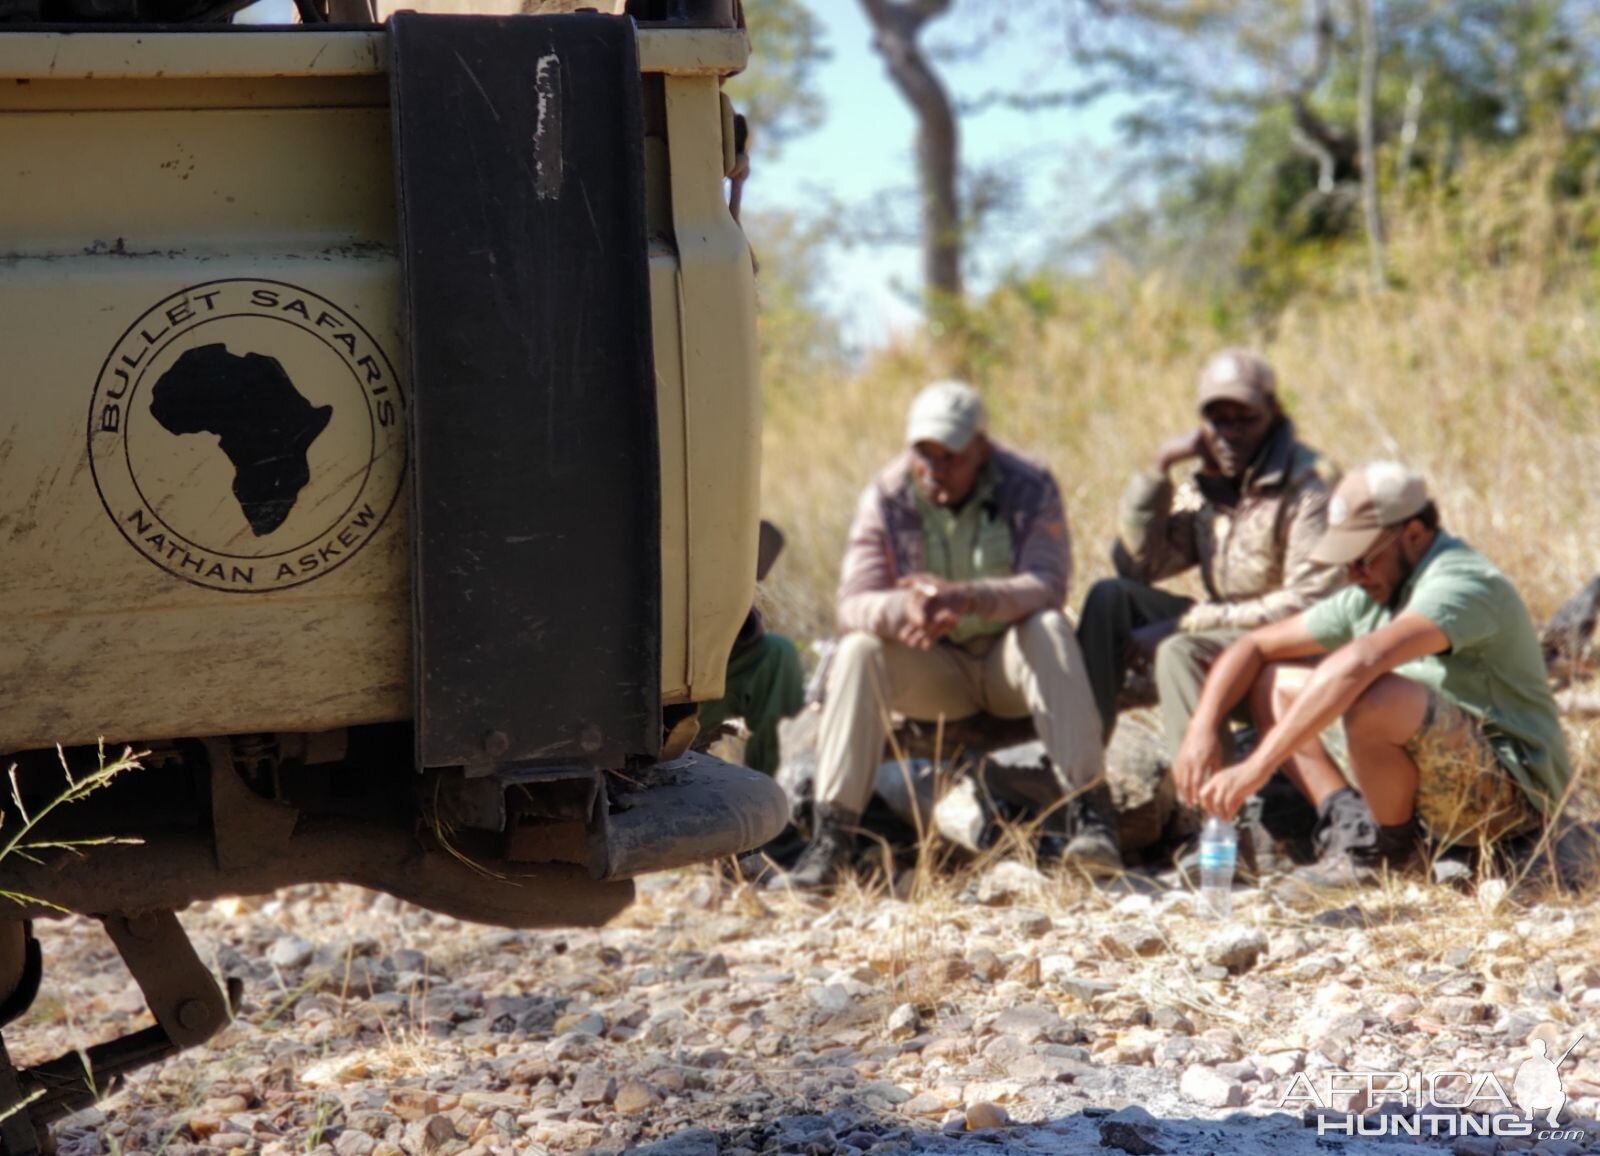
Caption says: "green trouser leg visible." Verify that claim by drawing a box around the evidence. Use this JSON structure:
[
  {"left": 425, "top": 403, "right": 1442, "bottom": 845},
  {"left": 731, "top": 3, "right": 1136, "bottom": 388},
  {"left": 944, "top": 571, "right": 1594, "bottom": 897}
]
[
  {"left": 697, "top": 633, "right": 806, "bottom": 775},
  {"left": 1153, "top": 628, "right": 1249, "bottom": 761},
  {"left": 1076, "top": 577, "right": 1194, "bottom": 743}
]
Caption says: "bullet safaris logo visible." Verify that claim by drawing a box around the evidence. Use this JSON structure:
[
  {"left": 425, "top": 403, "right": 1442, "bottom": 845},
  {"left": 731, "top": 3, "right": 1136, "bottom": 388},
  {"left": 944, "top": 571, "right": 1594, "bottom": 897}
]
[{"left": 89, "top": 279, "right": 405, "bottom": 593}]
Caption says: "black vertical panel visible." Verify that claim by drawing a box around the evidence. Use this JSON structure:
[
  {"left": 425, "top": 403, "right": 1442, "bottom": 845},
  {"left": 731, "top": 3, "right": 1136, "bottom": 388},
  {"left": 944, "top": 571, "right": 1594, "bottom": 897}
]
[{"left": 391, "top": 12, "right": 660, "bottom": 770}]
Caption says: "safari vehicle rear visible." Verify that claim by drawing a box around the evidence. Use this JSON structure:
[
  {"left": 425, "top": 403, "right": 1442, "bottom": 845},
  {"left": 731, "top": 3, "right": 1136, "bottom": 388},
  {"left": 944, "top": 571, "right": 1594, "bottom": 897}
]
[{"left": 0, "top": 0, "right": 782, "bottom": 1142}]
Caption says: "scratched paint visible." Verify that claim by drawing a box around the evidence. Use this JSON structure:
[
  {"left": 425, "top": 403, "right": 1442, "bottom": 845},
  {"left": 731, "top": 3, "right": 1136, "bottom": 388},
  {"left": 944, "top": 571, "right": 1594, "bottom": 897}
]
[{"left": 532, "top": 52, "right": 563, "bottom": 200}]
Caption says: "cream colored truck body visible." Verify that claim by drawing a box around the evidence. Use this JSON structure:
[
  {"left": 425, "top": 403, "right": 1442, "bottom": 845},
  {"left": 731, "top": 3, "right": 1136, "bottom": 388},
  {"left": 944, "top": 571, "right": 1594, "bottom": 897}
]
[{"left": 0, "top": 23, "right": 758, "bottom": 752}]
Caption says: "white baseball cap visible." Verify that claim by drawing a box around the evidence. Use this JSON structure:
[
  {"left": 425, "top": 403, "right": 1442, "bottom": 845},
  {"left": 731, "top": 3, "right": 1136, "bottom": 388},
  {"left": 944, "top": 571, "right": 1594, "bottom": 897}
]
[{"left": 905, "top": 380, "right": 987, "bottom": 452}]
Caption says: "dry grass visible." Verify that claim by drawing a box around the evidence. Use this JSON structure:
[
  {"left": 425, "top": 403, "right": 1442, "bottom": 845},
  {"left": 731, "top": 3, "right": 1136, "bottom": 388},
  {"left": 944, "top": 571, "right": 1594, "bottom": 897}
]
[
  {"left": 759, "top": 138, "right": 1600, "bottom": 651},
  {"left": 745, "top": 135, "right": 1600, "bottom": 1055}
]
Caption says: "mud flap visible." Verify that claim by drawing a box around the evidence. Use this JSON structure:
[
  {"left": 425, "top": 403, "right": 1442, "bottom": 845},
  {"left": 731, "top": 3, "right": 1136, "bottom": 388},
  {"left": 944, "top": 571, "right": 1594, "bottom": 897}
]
[{"left": 390, "top": 12, "right": 661, "bottom": 774}]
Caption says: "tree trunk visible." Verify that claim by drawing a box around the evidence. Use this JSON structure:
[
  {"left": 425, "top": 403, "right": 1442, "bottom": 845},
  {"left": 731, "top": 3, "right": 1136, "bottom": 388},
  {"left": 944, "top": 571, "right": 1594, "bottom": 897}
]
[
  {"left": 1356, "top": 0, "right": 1386, "bottom": 290},
  {"left": 858, "top": 0, "right": 963, "bottom": 304}
]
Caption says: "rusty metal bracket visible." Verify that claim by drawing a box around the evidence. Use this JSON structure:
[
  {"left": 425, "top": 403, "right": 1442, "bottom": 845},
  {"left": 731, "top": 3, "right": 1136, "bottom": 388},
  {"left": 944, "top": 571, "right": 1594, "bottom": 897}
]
[
  {"left": 205, "top": 737, "right": 299, "bottom": 872},
  {"left": 0, "top": 975, "right": 243, "bottom": 1141},
  {"left": 100, "top": 911, "right": 231, "bottom": 1049}
]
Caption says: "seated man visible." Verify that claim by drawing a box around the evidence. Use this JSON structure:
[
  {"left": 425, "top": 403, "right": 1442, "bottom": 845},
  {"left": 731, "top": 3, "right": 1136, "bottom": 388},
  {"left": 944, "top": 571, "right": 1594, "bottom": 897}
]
[
  {"left": 1079, "top": 348, "right": 1341, "bottom": 762},
  {"left": 1175, "top": 463, "right": 1571, "bottom": 874},
  {"left": 775, "top": 381, "right": 1110, "bottom": 889}
]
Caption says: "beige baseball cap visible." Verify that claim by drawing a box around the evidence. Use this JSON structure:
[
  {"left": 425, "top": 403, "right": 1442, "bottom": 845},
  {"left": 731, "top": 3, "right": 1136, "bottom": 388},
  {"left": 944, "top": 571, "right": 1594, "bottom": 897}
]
[
  {"left": 1310, "top": 461, "right": 1431, "bottom": 565},
  {"left": 905, "top": 380, "right": 987, "bottom": 452},
  {"left": 1197, "top": 349, "right": 1277, "bottom": 413}
]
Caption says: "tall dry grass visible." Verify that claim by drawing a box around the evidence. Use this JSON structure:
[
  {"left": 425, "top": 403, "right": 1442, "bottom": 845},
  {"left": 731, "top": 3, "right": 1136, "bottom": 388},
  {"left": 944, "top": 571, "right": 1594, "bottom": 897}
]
[{"left": 758, "top": 137, "right": 1600, "bottom": 652}]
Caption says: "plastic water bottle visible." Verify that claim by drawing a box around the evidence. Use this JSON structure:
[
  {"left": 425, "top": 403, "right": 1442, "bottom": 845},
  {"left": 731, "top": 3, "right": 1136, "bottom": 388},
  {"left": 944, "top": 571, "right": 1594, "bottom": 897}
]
[{"left": 1199, "top": 815, "right": 1237, "bottom": 920}]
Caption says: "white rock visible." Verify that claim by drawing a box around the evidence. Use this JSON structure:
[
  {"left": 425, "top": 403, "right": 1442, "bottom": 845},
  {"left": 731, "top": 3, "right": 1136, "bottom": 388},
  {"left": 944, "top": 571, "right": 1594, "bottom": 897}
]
[
  {"left": 299, "top": 1054, "right": 364, "bottom": 1088},
  {"left": 887, "top": 1003, "right": 920, "bottom": 1039},
  {"left": 1255, "top": 1051, "right": 1305, "bottom": 1079},
  {"left": 267, "top": 935, "right": 315, "bottom": 970},
  {"left": 1112, "top": 894, "right": 1155, "bottom": 916},
  {"left": 1202, "top": 926, "right": 1268, "bottom": 974},
  {"left": 806, "top": 983, "right": 851, "bottom": 1014},
  {"left": 1180, "top": 1064, "right": 1244, "bottom": 1108},
  {"left": 975, "top": 861, "right": 1047, "bottom": 905}
]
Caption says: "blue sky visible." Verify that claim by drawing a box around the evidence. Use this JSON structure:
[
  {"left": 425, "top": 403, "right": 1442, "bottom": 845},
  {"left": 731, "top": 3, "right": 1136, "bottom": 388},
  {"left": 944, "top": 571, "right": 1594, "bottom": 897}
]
[{"left": 739, "top": 0, "right": 1130, "bottom": 344}]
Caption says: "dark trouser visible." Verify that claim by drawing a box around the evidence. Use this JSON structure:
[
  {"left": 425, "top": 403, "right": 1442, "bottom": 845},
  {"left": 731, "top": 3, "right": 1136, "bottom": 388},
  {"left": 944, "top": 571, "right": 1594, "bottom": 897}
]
[
  {"left": 698, "top": 633, "right": 806, "bottom": 775},
  {"left": 1077, "top": 577, "right": 1194, "bottom": 743}
]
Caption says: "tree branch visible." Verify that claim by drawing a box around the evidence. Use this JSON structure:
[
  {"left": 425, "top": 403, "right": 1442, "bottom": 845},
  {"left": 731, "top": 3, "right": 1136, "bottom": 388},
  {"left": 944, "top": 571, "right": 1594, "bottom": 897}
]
[{"left": 857, "top": 0, "right": 963, "bottom": 300}]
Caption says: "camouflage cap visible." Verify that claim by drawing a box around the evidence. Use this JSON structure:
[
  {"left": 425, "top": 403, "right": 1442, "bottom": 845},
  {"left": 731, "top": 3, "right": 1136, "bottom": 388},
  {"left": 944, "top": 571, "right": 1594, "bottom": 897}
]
[
  {"left": 1197, "top": 349, "right": 1277, "bottom": 413},
  {"left": 1310, "top": 461, "right": 1431, "bottom": 565},
  {"left": 905, "top": 380, "right": 987, "bottom": 452}
]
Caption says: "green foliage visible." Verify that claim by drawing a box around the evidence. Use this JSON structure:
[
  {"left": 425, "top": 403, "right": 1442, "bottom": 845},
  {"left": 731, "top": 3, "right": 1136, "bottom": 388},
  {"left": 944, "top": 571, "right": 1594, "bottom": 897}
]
[
  {"left": 744, "top": 208, "right": 848, "bottom": 394},
  {"left": 724, "top": 0, "right": 830, "bottom": 156},
  {"left": 1067, "top": 0, "right": 1600, "bottom": 304}
]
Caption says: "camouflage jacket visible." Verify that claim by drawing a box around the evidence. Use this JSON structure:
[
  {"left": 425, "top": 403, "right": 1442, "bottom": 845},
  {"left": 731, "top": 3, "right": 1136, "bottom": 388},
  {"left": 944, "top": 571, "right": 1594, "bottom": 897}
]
[
  {"left": 1114, "top": 420, "right": 1342, "bottom": 632},
  {"left": 837, "top": 444, "right": 1072, "bottom": 638}
]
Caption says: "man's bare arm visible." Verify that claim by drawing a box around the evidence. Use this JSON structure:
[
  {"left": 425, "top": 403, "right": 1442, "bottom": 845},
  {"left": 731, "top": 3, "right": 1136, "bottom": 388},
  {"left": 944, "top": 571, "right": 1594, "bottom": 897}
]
[
  {"left": 1195, "top": 612, "right": 1450, "bottom": 818},
  {"left": 1173, "top": 615, "right": 1328, "bottom": 804}
]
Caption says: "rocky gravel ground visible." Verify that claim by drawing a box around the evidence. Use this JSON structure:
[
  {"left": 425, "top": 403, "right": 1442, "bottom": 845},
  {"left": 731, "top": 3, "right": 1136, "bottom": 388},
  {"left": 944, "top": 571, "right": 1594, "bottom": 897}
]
[{"left": 10, "top": 863, "right": 1600, "bottom": 1156}]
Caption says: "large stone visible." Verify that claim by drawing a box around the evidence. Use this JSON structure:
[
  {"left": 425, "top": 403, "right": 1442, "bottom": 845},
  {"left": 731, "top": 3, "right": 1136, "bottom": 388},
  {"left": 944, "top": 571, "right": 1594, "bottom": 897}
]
[
  {"left": 1100, "top": 924, "right": 1166, "bottom": 958},
  {"left": 901, "top": 1093, "right": 945, "bottom": 1117},
  {"left": 1098, "top": 1105, "right": 1168, "bottom": 1155},
  {"left": 1203, "top": 926, "right": 1268, "bottom": 974},
  {"left": 886, "top": 1003, "right": 920, "bottom": 1040},
  {"left": 1150, "top": 1006, "right": 1194, "bottom": 1034},
  {"left": 1180, "top": 1065, "right": 1243, "bottom": 1108},
  {"left": 405, "top": 1115, "right": 461, "bottom": 1156},
  {"left": 975, "top": 861, "right": 1048, "bottom": 906},
  {"left": 571, "top": 1069, "right": 616, "bottom": 1105},
  {"left": 991, "top": 1005, "right": 1064, "bottom": 1043},
  {"left": 806, "top": 984, "right": 852, "bottom": 1015},
  {"left": 335, "top": 1132, "right": 377, "bottom": 1156},
  {"left": 613, "top": 1079, "right": 660, "bottom": 1115},
  {"left": 1428, "top": 997, "right": 1488, "bottom": 1025},
  {"left": 1103, "top": 709, "right": 1177, "bottom": 853},
  {"left": 1054, "top": 974, "right": 1117, "bottom": 1004},
  {"left": 964, "top": 1101, "right": 1009, "bottom": 1130},
  {"left": 266, "top": 935, "right": 315, "bottom": 970}
]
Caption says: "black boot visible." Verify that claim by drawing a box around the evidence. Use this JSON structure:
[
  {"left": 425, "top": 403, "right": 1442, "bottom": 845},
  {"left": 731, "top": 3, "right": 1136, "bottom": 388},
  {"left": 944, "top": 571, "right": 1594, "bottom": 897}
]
[
  {"left": 726, "top": 823, "right": 809, "bottom": 884},
  {"left": 1294, "top": 788, "right": 1420, "bottom": 886},
  {"left": 768, "top": 808, "right": 855, "bottom": 891},
  {"left": 1051, "top": 785, "right": 1122, "bottom": 874}
]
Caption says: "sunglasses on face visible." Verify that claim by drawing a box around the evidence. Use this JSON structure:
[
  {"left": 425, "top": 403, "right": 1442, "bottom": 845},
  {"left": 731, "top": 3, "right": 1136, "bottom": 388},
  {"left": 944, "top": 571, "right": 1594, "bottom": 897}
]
[{"left": 1347, "top": 530, "right": 1400, "bottom": 576}]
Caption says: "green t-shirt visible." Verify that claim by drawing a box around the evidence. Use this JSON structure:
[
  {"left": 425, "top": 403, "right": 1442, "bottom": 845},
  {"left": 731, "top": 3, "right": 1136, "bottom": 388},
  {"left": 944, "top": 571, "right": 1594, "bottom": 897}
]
[
  {"left": 1301, "top": 533, "right": 1570, "bottom": 813},
  {"left": 915, "top": 464, "right": 1014, "bottom": 644}
]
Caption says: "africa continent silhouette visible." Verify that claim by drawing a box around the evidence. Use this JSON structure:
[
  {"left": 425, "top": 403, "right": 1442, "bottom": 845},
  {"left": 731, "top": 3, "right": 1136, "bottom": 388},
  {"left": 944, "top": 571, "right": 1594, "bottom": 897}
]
[{"left": 149, "top": 344, "right": 334, "bottom": 536}]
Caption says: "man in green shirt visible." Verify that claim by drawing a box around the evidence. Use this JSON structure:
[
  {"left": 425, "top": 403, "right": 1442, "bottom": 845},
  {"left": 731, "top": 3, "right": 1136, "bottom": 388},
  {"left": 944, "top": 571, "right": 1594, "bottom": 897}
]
[{"left": 1174, "top": 461, "right": 1570, "bottom": 872}]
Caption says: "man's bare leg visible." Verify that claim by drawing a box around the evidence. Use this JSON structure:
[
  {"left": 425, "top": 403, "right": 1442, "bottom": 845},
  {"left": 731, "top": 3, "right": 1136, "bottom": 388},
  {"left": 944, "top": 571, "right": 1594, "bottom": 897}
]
[
  {"left": 1249, "top": 661, "right": 1348, "bottom": 809},
  {"left": 1337, "top": 673, "right": 1429, "bottom": 825}
]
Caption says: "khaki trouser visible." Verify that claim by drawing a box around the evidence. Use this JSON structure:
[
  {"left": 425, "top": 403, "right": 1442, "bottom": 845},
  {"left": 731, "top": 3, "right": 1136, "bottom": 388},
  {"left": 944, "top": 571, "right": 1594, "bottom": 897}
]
[
  {"left": 814, "top": 610, "right": 1105, "bottom": 818},
  {"left": 1153, "top": 627, "right": 1248, "bottom": 759}
]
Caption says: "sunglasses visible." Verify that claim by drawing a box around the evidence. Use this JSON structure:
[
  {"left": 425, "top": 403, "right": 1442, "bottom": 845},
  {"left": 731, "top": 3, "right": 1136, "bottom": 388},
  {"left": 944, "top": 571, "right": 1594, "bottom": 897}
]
[{"left": 1347, "top": 530, "right": 1400, "bottom": 576}]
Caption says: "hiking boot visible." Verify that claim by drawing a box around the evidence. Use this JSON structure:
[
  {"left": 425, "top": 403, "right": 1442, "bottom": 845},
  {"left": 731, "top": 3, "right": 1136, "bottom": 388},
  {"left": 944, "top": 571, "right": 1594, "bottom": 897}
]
[
  {"left": 1292, "top": 794, "right": 1422, "bottom": 888},
  {"left": 1311, "top": 787, "right": 1379, "bottom": 862},
  {"left": 766, "top": 809, "right": 855, "bottom": 891},
  {"left": 1046, "top": 785, "right": 1122, "bottom": 875}
]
